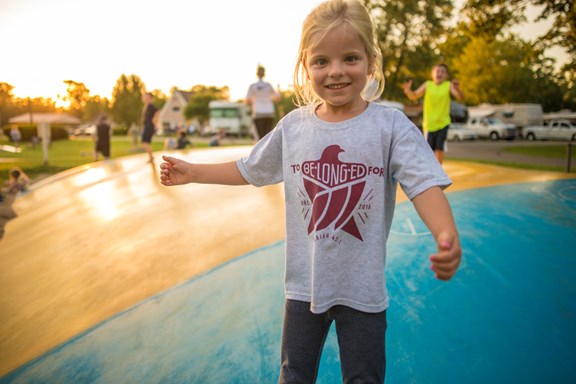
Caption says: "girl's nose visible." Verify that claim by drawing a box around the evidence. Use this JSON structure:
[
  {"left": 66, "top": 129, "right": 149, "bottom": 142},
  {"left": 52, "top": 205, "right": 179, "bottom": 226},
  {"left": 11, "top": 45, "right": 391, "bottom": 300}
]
[{"left": 329, "top": 62, "right": 344, "bottom": 77}]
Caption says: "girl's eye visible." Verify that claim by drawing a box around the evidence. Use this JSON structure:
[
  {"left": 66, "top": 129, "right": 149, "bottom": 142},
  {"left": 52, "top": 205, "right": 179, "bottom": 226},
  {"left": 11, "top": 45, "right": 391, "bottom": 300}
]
[
  {"left": 345, "top": 56, "right": 358, "bottom": 63},
  {"left": 315, "top": 58, "right": 327, "bottom": 66}
]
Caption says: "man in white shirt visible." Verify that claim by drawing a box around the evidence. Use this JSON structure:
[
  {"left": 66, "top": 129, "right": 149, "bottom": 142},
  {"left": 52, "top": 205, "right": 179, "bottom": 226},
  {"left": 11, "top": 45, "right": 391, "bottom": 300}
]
[{"left": 245, "top": 65, "right": 281, "bottom": 140}]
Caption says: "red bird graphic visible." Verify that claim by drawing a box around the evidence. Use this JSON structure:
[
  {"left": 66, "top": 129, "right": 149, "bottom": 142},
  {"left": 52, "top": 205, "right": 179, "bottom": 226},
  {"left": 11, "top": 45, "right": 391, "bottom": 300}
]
[{"left": 302, "top": 145, "right": 367, "bottom": 241}]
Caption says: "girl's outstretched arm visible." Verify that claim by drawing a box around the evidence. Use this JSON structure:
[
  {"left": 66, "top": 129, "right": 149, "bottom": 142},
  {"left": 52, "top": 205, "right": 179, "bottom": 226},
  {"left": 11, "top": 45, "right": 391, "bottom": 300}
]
[
  {"left": 400, "top": 80, "right": 426, "bottom": 101},
  {"left": 411, "top": 186, "right": 462, "bottom": 281},
  {"left": 450, "top": 79, "right": 464, "bottom": 101},
  {"left": 159, "top": 155, "right": 248, "bottom": 186}
]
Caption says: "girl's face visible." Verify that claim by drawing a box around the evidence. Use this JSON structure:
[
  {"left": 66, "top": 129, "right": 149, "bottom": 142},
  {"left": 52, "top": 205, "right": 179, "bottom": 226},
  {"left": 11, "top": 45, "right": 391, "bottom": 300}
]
[
  {"left": 432, "top": 65, "right": 449, "bottom": 84},
  {"left": 305, "top": 24, "right": 371, "bottom": 118}
]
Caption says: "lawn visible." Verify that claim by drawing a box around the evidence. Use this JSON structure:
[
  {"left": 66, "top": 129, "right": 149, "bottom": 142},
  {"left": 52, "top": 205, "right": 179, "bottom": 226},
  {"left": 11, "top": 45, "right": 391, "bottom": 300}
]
[
  {"left": 503, "top": 144, "right": 576, "bottom": 158},
  {"left": 1, "top": 136, "right": 573, "bottom": 184},
  {"left": 0, "top": 134, "right": 252, "bottom": 183}
]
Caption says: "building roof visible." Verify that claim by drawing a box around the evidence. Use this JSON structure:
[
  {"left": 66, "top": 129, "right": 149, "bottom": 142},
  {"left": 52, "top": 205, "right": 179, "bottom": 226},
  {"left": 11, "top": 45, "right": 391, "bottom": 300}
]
[
  {"left": 176, "top": 90, "right": 194, "bottom": 102},
  {"left": 8, "top": 113, "right": 82, "bottom": 125}
]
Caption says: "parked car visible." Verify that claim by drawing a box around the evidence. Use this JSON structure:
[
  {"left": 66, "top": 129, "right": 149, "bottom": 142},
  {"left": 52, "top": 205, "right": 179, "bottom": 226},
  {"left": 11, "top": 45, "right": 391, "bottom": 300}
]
[
  {"left": 447, "top": 123, "right": 477, "bottom": 141},
  {"left": 73, "top": 124, "right": 96, "bottom": 136},
  {"left": 523, "top": 119, "right": 576, "bottom": 141},
  {"left": 466, "top": 116, "right": 516, "bottom": 140}
]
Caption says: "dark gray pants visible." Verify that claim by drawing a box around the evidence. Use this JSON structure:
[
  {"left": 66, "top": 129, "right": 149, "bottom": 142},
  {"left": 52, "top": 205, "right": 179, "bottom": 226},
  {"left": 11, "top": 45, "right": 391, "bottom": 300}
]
[
  {"left": 254, "top": 117, "right": 275, "bottom": 140},
  {"left": 279, "top": 299, "right": 387, "bottom": 384}
]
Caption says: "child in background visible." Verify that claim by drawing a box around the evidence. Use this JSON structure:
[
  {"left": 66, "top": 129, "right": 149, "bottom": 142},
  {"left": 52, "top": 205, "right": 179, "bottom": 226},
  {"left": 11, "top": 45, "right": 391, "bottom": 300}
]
[
  {"left": 3, "top": 167, "right": 30, "bottom": 195},
  {"left": 160, "top": 0, "right": 461, "bottom": 382},
  {"left": 208, "top": 128, "right": 226, "bottom": 147},
  {"left": 176, "top": 129, "right": 192, "bottom": 149},
  {"left": 401, "top": 63, "right": 464, "bottom": 164}
]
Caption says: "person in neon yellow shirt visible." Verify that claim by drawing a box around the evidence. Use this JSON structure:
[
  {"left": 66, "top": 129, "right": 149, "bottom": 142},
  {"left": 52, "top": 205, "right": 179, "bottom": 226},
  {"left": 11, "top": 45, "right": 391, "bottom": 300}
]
[{"left": 401, "top": 63, "right": 464, "bottom": 164}]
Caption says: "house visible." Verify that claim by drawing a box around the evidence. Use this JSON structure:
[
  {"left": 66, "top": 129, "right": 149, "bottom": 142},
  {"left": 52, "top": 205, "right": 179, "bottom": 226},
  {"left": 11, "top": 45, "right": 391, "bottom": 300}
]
[{"left": 158, "top": 89, "right": 194, "bottom": 133}]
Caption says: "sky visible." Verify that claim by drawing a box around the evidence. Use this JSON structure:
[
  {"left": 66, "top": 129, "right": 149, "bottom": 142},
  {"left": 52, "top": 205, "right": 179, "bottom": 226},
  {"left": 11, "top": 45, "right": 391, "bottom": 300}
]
[{"left": 0, "top": 0, "right": 567, "bottom": 105}]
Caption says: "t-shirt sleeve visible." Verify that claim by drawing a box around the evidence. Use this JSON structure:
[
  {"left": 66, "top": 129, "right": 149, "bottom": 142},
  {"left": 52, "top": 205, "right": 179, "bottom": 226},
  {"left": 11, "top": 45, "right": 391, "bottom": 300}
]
[
  {"left": 236, "top": 122, "right": 284, "bottom": 187},
  {"left": 389, "top": 111, "right": 452, "bottom": 200}
]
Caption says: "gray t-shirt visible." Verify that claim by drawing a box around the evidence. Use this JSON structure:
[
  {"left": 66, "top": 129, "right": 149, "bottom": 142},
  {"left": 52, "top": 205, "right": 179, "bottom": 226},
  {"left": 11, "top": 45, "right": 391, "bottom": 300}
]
[{"left": 237, "top": 102, "right": 451, "bottom": 314}]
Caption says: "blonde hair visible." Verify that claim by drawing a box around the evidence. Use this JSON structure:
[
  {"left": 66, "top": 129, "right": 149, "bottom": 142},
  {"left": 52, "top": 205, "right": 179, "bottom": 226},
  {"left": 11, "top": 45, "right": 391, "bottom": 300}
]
[{"left": 293, "top": 0, "right": 384, "bottom": 107}]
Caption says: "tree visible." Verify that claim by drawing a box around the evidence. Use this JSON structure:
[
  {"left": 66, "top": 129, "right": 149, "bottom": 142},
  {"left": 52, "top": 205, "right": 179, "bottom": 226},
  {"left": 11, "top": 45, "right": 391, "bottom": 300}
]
[
  {"left": 459, "top": 0, "right": 526, "bottom": 40},
  {"left": 452, "top": 34, "right": 563, "bottom": 110},
  {"left": 460, "top": 1, "right": 575, "bottom": 72},
  {"left": 110, "top": 74, "right": 146, "bottom": 129},
  {"left": 456, "top": 0, "right": 570, "bottom": 110},
  {"left": 63, "top": 80, "right": 91, "bottom": 119},
  {"left": 277, "top": 89, "right": 297, "bottom": 118},
  {"left": 184, "top": 85, "right": 229, "bottom": 128},
  {"left": 0, "top": 82, "right": 16, "bottom": 128},
  {"left": 364, "top": 0, "right": 454, "bottom": 100},
  {"left": 150, "top": 90, "right": 167, "bottom": 111},
  {"left": 462, "top": 0, "right": 575, "bottom": 58},
  {"left": 556, "top": 63, "right": 576, "bottom": 110},
  {"left": 84, "top": 95, "right": 111, "bottom": 122}
]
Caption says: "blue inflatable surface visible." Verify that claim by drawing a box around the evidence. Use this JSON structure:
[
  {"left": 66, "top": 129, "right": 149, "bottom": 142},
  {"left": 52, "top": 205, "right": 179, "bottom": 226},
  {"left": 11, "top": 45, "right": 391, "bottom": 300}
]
[{"left": 2, "top": 179, "right": 575, "bottom": 383}]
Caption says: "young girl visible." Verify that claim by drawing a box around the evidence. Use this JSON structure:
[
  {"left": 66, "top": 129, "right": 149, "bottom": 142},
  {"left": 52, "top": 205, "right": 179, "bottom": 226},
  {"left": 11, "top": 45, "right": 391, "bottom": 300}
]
[
  {"left": 160, "top": 0, "right": 461, "bottom": 382},
  {"left": 401, "top": 63, "right": 465, "bottom": 164}
]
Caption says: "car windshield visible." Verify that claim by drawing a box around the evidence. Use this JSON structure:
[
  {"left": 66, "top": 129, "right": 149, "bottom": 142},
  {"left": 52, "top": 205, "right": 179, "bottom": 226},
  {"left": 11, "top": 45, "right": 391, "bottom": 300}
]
[{"left": 487, "top": 117, "right": 503, "bottom": 124}]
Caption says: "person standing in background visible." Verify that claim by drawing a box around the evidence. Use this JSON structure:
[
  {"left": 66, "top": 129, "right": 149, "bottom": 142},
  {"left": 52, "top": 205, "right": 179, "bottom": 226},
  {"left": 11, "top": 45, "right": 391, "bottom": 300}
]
[
  {"left": 9, "top": 127, "right": 22, "bottom": 148},
  {"left": 401, "top": 63, "right": 464, "bottom": 165},
  {"left": 245, "top": 65, "right": 281, "bottom": 141},
  {"left": 141, "top": 92, "right": 159, "bottom": 163},
  {"left": 129, "top": 122, "right": 140, "bottom": 152},
  {"left": 94, "top": 115, "right": 112, "bottom": 161}
]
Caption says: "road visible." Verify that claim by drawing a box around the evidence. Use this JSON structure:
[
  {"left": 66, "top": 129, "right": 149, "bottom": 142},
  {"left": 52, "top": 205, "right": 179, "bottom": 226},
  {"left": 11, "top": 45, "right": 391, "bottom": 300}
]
[{"left": 445, "top": 139, "right": 575, "bottom": 170}]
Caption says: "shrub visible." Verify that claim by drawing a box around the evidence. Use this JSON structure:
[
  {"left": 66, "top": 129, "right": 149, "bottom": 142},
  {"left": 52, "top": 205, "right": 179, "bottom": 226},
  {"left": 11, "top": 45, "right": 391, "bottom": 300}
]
[{"left": 2, "top": 124, "right": 69, "bottom": 142}]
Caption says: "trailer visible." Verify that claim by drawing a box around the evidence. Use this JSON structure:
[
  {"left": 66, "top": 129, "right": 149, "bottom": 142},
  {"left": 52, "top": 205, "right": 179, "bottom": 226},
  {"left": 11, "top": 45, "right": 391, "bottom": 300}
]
[
  {"left": 543, "top": 111, "right": 576, "bottom": 125},
  {"left": 208, "top": 101, "right": 252, "bottom": 137},
  {"left": 469, "top": 104, "right": 543, "bottom": 129},
  {"left": 468, "top": 104, "right": 544, "bottom": 138}
]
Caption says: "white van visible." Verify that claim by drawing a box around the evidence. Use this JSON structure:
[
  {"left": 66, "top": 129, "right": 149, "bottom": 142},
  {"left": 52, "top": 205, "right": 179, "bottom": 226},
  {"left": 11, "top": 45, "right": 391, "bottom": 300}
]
[{"left": 208, "top": 101, "right": 252, "bottom": 137}]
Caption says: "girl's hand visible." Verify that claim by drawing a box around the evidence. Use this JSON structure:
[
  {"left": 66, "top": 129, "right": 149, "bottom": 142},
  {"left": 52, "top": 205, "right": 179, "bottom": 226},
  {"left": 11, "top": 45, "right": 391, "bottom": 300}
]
[
  {"left": 430, "top": 232, "right": 461, "bottom": 281},
  {"left": 400, "top": 79, "right": 413, "bottom": 92},
  {"left": 159, "top": 155, "right": 192, "bottom": 186}
]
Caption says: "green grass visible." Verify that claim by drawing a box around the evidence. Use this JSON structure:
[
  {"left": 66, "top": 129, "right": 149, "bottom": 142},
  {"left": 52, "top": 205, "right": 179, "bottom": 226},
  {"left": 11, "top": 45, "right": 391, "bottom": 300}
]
[
  {"left": 2, "top": 138, "right": 574, "bottom": 183},
  {"left": 449, "top": 143, "right": 576, "bottom": 172},
  {"left": 503, "top": 144, "right": 576, "bottom": 159},
  {"left": 446, "top": 158, "right": 570, "bottom": 172},
  {"left": 0, "top": 135, "right": 252, "bottom": 183}
]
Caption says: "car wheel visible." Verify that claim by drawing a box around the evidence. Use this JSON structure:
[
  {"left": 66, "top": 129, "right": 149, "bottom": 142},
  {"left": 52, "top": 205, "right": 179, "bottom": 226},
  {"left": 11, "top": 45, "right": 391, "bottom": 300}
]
[
  {"left": 490, "top": 132, "right": 499, "bottom": 140},
  {"left": 526, "top": 133, "right": 536, "bottom": 141},
  {"left": 454, "top": 135, "right": 461, "bottom": 142}
]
